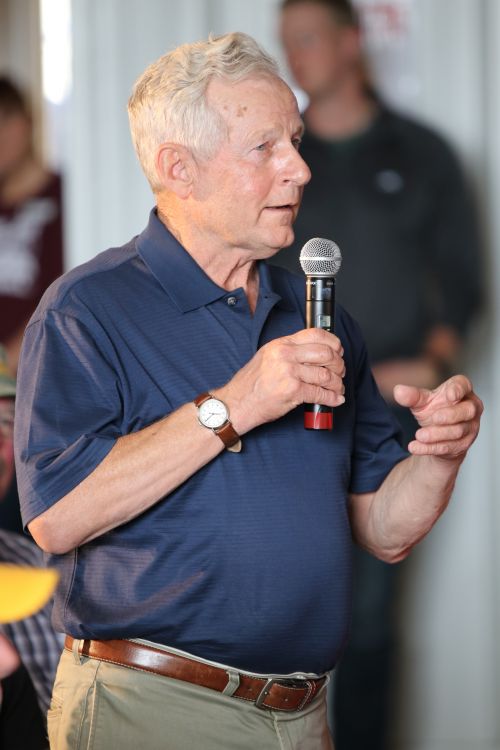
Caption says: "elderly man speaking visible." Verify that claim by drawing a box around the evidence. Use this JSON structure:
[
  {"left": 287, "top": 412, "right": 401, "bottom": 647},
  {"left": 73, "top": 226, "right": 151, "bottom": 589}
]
[{"left": 15, "top": 33, "right": 482, "bottom": 750}]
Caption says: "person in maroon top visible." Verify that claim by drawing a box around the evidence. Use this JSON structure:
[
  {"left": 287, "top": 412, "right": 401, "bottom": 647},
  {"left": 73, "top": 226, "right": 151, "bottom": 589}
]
[{"left": 0, "top": 76, "right": 63, "bottom": 373}]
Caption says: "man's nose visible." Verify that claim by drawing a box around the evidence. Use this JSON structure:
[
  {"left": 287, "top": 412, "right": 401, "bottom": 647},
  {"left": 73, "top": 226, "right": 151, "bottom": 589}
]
[{"left": 285, "top": 146, "right": 311, "bottom": 186}]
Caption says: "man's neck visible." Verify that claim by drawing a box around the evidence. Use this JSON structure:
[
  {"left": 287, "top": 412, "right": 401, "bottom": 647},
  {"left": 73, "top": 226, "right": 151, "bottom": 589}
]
[
  {"left": 157, "top": 205, "right": 260, "bottom": 313},
  {"left": 305, "top": 84, "right": 378, "bottom": 142}
]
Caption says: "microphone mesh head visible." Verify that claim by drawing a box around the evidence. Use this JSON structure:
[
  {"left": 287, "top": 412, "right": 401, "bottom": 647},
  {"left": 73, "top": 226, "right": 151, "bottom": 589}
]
[{"left": 299, "top": 237, "right": 342, "bottom": 277}]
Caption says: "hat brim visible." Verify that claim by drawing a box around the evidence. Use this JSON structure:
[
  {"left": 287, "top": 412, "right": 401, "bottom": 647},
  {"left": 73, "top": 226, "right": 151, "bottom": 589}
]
[{"left": 0, "top": 565, "right": 58, "bottom": 622}]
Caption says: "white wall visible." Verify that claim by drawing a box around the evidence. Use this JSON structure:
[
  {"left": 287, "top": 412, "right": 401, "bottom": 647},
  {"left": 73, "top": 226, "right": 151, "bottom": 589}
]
[
  {"left": 0, "top": 0, "right": 43, "bottom": 153},
  {"left": 0, "top": 0, "right": 41, "bottom": 89},
  {"left": 64, "top": 2, "right": 499, "bottom": 748}
]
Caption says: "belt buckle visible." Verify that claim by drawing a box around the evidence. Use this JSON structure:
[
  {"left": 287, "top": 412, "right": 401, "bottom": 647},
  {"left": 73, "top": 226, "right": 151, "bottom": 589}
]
[
  {"left": 255, "top": 677, "right": 314, "bottom": 712},
  {"left": 254, "top": 677, "right": 279, "bottom": 710}
]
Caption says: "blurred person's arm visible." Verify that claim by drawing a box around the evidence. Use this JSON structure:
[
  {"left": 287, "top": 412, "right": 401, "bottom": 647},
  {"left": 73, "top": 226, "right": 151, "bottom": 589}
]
[
  {"left": 373, "top": 135, "right": 482, "bottom": 404},
  {"left": 430, "top": 147, "right": 483, "bottom": 339},
  {"left": 372, "top": 324, "right": 462, "bottom": 402}
]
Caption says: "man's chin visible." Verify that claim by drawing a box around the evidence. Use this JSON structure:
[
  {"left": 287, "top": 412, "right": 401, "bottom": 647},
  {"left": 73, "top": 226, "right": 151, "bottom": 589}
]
[
  {"left": 267, "top": 226, "right": 296, "bottom": 254},
  {"left": 247, "top": 225, "right": 297, "bottom": 259}
]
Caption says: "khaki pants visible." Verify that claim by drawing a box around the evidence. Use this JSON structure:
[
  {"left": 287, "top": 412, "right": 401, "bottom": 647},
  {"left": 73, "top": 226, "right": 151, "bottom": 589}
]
[{"left": 48, "top": 648, "right": 333, "bottom": 750}]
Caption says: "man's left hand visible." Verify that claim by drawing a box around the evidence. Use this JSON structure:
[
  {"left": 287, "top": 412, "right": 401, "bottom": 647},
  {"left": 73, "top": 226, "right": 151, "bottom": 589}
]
[{"left": 393, "top": 375, "right": 483, "bottom": 460}]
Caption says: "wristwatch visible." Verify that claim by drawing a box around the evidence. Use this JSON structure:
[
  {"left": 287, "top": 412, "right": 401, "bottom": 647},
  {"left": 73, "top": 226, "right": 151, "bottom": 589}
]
[{"left": 194, "top": 392, "right": 242, "bottom": 453}]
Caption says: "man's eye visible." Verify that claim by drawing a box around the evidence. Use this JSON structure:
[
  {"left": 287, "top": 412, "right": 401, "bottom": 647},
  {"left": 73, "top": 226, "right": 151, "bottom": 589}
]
[
  {"left": 255, "top": 142, "right": 268, "bottom": 152},
  {"left": 292, "top": 138, "right": 302, "bottom": 150}
]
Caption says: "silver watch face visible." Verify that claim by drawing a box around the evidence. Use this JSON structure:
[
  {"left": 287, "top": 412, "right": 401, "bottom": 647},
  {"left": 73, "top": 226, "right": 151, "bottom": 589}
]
[{"left": 198, "top": 398, "right": 228, "bottom": 429}]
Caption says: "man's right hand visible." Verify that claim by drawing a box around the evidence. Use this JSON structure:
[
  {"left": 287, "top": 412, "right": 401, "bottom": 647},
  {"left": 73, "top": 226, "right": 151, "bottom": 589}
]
[{"left": 216, "top": 328, "right": 345, "bottom": 434}]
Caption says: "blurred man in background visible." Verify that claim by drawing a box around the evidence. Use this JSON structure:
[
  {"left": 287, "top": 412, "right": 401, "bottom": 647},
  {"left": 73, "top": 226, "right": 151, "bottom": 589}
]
[
  {"left": 274, "top": 1, "right": 483, "bottom": 748},
  {"left": 0, "top": 76, "right": 64, "bottom": 374}
]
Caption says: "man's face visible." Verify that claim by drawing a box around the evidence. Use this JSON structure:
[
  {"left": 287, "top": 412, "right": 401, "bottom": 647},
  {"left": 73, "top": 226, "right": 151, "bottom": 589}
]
[
  {"left": 0, "top": 398, "right": 15, "bottom": 499},
  {"left": 280, "top": 2, "right": 357, "bottom": 98},
  {"left": 190, "top": 75, "right": 311, "bottom": 258}
]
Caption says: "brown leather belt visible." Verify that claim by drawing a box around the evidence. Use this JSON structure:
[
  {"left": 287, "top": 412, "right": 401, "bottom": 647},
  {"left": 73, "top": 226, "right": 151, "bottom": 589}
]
[{"left": 64, "top": 636, "right": 327, "bottom": 712}]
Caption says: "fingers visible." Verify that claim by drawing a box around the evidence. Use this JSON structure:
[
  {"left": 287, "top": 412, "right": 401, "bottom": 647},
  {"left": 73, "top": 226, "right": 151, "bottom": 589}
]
[
  {"left": 296, "top": 362, "right": 345, "bottom": 390},
  {"left": 276, "top": 330, "right": 345, "bottom": 389},
  {"left": 411, "top": 421, "right": 474, "bottom": 450},
  {"left": 407, "top": 391, "right": 483, "bottom": 459},
  {"left": 278, "top": 345, "right": 345, "bottom": 405},
  {"left": 287, "top": 327, "right": 343, "bottom": 350},
  {"left": 393, "top": 372, "right": 482, "bottom": 460},
  {"left": 427, "top": 397, "right": 480, "bottom": 427},
  {"left": 394, "top": 375, "right": 473, "bottom": 413},
  {"left": 289, "top": 331, "right": 345, "bottom": 404},
  {"left": 287, "top": 331, "right": 344, "bottom": 374},
  {"left": 443, "top": 375, "right": 473, "bottom": 404},
  {"left": 393, "top": 384, "right": 431, "bottom": 410},
  {"left": 224, "top": 329, "right": 347, "bottom": 432},
  {"left": 296, "top": 363, "right": 346, "bottom": 407},
  {"left": 408, "top": 433, "right": 473, "bottom": 458}
]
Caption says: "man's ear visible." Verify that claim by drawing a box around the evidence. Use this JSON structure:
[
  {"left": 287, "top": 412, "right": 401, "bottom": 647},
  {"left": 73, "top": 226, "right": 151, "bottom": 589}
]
[{"left": 156, "top": 144, "right": 196, "bottom": 199}]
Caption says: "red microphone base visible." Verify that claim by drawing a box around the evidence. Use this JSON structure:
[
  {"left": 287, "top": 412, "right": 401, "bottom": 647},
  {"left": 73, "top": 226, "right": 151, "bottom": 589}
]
[{"left": 304, "top": 411, "right": 333, "bottom": 430}]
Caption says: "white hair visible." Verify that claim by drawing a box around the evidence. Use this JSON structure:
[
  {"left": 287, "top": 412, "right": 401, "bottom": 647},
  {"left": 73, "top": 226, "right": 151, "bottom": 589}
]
[{"left": 128, "top": 32, "right": 281, "bottom": 192}]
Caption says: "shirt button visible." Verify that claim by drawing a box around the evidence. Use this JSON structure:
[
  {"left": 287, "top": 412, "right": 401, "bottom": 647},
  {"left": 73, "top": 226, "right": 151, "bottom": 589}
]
[{"left": 226, "top": 296, "right": 237, "bottom": 306}]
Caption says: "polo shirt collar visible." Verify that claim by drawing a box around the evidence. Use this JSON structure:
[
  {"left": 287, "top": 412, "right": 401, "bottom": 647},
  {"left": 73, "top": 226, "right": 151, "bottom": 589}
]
[
  {"left": 258, "top": 260, "right": 296, "bottom": 312},
  {"left": 136, "top": 210, "right": 224, "bottom": 312},
  {"left": 136, "top": 209, "right": 295, "bottom": 313}
]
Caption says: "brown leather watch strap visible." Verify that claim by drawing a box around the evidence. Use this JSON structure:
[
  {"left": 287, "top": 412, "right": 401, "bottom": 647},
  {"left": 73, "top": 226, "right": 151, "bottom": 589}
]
[
  {"left": 194, "top": 393, "right": 242, "bottom": 453},
  {"left": 214, "top": 421, "right": 242, "bottom": 453},
  {"left": 194, "top": 392, "right": 211, "bottom": 408}
]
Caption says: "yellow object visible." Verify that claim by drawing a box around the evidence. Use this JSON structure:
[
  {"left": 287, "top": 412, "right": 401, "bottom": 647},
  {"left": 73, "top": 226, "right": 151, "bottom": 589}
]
[{"left": 0, "top": 564, "right": 58, "bottom": 622}]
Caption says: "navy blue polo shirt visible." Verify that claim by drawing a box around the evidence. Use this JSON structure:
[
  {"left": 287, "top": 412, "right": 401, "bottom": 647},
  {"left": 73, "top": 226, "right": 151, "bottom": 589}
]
[{"left": 15, "top": 209, "right": 407, "bottom": 675}]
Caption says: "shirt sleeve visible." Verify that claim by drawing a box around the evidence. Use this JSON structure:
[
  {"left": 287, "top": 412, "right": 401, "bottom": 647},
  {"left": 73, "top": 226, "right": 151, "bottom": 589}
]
[
  {"left": 15, "top": 308, "right": 122, "bottom": 527},
  {"left": 341, "top": 309, "right": 409, "bottom": 494}
]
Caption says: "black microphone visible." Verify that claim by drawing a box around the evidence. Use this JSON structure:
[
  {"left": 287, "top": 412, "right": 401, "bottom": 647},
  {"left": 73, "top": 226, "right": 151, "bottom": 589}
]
[{"left": 299, "top": 237, "right": 342, "bottom": 430}]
